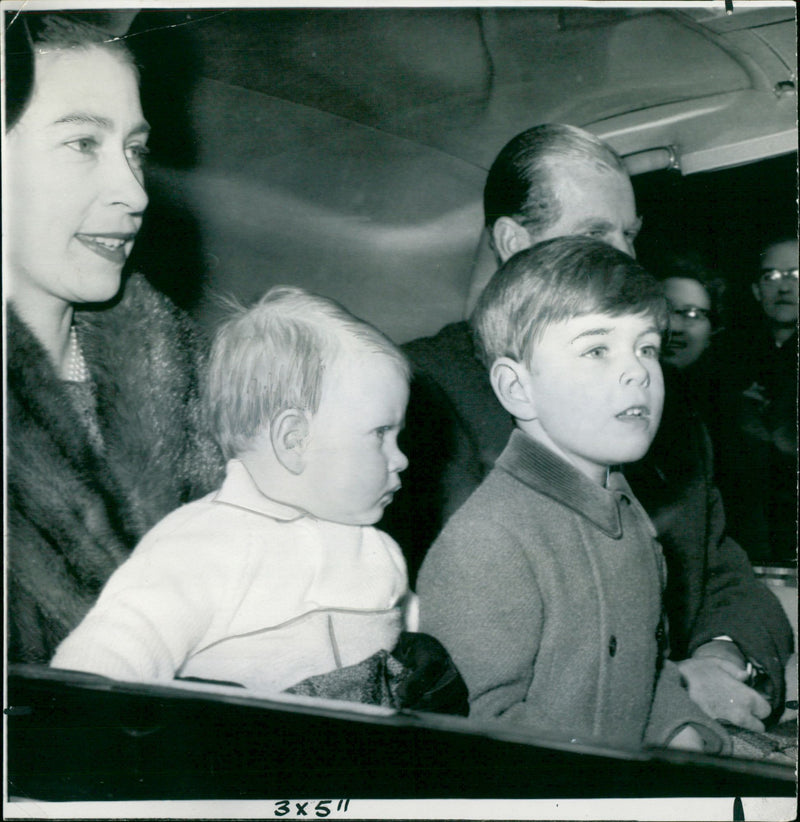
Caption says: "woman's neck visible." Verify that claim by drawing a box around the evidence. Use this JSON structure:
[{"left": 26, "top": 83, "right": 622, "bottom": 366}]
[{"left": 11, "top": 286, "right": 75, "bottom": 379}]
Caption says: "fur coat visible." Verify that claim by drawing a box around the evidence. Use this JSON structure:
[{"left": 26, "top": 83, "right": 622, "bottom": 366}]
[{"left": 7, "top": 274, "right": 225, "bottom": 664}]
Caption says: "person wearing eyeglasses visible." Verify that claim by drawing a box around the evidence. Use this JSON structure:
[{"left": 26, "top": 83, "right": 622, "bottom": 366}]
[
  {"left": 664, "top": 298, "right": 715, "bottom": 368},
  {"left": 660, "top": 254, "right": 727, "bottom": 372},
  {"left": 647, "top": 252, "right": 730, "bottom": 456},
  {"left": 752, "top": 238, "right": 799, "bottom": 350},
  {"left": 716, "top": 235, "right": 798, "bottom": 564}
]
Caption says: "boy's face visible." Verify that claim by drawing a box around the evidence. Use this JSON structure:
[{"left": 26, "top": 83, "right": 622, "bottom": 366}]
[
  {"left": 302, "top": 352, "right": 409, "bottom": 525},
  {"left": 518, "top": 311, "right": 664, "bottom": 484}
]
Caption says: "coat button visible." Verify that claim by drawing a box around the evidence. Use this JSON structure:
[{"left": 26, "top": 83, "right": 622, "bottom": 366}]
[{"left": 608, "top": 635, "right": 617, "bottom": 657}]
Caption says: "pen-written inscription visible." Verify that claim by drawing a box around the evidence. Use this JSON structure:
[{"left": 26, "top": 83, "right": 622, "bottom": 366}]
[{"left": 274, "top": 799, "right": 351, "bottom": 817}]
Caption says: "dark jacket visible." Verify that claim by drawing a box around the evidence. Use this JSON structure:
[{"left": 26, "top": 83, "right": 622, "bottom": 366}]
[
  {"left": 714, "top": 328, "right": 798, "bottom": 562},
  {"left": 381, "top": 320, "right": 793, "bottom": 717},
  {"left": 6, "top": 274, "right": 225, "bottom": 663}
]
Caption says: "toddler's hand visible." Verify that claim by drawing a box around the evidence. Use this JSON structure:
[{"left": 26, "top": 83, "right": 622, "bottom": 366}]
[
  {"left": 667, "top": 725, "right": 705, "bottom": 752},
  {"left": 677, "top": 655, "right": 771, "bottom": 732}
]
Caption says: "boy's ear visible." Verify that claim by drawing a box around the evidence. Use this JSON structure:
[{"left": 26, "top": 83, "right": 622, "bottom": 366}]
[
  {"left": 490, "top": 357, "right": 537, "bottom": 421},
  {"left": 492, "top": 217, "right": 533, "bottom": 264},
  {"left": 271, "top": 409, "right": 311, "bottom": 475}
]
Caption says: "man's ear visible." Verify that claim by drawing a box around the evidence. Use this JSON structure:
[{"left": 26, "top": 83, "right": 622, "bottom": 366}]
[
  {"left": 492, "top": 217, "right": 533, "bottom": 263},
  {"left": 490, "top": 357, "right": 536, "bottom": 421},
  {"left": 271, "top": 409, "right": 310, "bottom": 475},
  {"left": 751, "top": 282, "right": 763, "bottom": 305}
]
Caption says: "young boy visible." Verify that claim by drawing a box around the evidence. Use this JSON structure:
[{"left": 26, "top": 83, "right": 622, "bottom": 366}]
[
  {"left": 51, "top": 286, "right": 418, "bottom": 695},
  {"left": 417, "top": 237, "right": 730, "bottom": 752}
]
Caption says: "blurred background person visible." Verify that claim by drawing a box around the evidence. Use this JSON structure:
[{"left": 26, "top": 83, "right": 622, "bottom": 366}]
[
  {"left": 660, "top": 253, "right": 727, "bottom": 372},
  {"left": 715, "top": 235, "right": 798, "bottom": 564},
  {"left": 648, "top": 251, "right": 729, "bottom": 457}
]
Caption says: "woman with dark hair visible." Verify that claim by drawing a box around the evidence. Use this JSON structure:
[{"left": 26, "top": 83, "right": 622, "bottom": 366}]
[
  {"left": 4, "top": 11, "right": 224, "bottom": 663},
  {"left": 659, "top": 252, "right": 727, "bottom": 372},
  {"left": 650, "top": 251, "right": 730, "bottom": 452}
]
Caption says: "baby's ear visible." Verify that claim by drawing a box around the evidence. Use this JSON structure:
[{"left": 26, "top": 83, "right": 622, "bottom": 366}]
[
  {"left": 492, "top": 217, "right": 532, "bottom": 263},
  {"left": 490, "top": 357, "right": 537, "bottom": 421},
  {"left": 271, "top": 409, "right": 311, "bottom": 475}
]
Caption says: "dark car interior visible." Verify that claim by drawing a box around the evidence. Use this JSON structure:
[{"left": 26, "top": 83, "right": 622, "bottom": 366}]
[{"left": 4, "top": 2, "right": 797, "bottom": 810}]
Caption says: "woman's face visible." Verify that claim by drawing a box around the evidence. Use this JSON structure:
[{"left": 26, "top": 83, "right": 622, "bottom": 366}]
[
  {"left": 5, "top": 46, "right": 149, "bottom": 309},
  {"left": 662, "top": 277, "right": 714, "bottom": 370}
]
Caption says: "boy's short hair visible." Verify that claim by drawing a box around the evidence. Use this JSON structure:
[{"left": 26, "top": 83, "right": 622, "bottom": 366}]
[
  {"left": 206, "top": 286, "right": 409, "bottom": 459},
  {"left": 471, "top": 236, "right": 668, "bottom": 369}
]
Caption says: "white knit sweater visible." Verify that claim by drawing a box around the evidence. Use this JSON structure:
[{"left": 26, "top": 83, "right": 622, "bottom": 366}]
[{"left": 52, "top": 459, "right": 416, "bottom": 693}]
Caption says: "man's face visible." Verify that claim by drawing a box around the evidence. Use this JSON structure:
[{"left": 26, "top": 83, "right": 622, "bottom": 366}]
[
  {"left": 470, "top": 158, "right": 641, "bottom": 316},
  {"left": 524, "top": 161, "right": 641, "bottom": 258},
  {"left": 516, "top": 311, "right": 664, "bottom": 485},
  {"left": 752, "top": 240, "right": 798, "bottom": 328}
]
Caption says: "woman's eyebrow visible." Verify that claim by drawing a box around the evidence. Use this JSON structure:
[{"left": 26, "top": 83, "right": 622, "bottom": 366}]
[
  {"left": 52, "top": 112, "right": 113, "bottom": 128},
  {"left": 51, "top": 113, "right": 151, "bottom": 137}
]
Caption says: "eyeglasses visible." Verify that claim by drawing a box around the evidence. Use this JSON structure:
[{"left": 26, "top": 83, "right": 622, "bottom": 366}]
[
  {"left": 669, "top": 306, "right": 711, "bottom": 322},
  {"left": 759, "top": 268, "right": 799, "bottom": 284}
]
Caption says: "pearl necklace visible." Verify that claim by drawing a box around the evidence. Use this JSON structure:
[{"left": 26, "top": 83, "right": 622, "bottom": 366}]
[{"left": 68, "top": 325, "right": 90, "bottom": 383}]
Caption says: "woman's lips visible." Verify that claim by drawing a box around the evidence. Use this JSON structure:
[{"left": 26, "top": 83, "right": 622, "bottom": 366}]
[{"left": 75, "top": 233, "right": 134, "bottom": 265}]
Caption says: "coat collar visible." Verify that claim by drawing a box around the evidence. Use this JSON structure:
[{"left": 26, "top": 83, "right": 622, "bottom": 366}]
[
  {"left": 213, "top": 459, "right": 306, "bottom": 522},
  {"left": 496, "top": 429, "right": 636, "bottom": 538}
]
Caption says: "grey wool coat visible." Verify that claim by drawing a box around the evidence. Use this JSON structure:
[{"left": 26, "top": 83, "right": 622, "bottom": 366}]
[
  {"left": 6, "top": 274, "right": 225, "bottom": 664},
  {"left": 417, "top": 430, "right": 730, "bottom": 753}
]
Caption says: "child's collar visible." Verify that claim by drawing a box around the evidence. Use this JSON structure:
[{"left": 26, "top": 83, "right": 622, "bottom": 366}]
[
  {"left": 496, "top": 429, "right": 638, "bottom": 539},
  {"left": 213, "top": 459, "right": 307, "bottom": 522}
]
